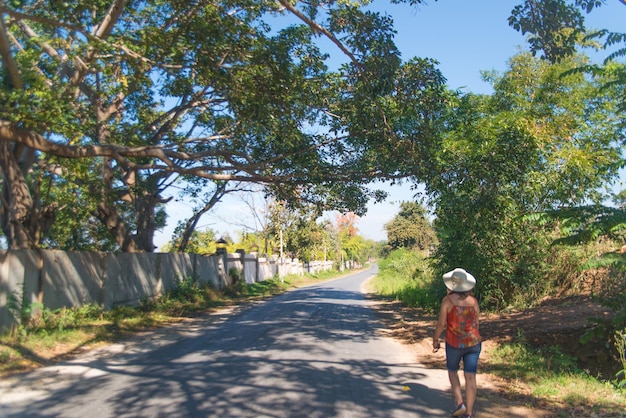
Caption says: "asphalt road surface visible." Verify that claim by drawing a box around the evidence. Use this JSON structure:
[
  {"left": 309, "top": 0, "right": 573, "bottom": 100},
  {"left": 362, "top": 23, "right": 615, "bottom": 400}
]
[{"left": 0, "top": 266, "right": 453, "bottom": 417}]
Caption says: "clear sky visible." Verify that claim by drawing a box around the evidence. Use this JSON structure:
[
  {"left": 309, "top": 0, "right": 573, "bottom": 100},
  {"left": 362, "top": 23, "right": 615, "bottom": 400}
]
[{"left": 154, "top": 0, "right": 626, "bottom": 248}]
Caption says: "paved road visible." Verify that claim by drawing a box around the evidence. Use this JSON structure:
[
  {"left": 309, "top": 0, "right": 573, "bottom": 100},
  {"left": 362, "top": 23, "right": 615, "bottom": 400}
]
[{"left": 0, "top": 266, "right": 452, "bottom": 417}]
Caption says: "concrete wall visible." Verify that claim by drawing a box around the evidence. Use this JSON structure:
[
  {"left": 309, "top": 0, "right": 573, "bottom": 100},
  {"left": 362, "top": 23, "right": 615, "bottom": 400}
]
[
  {"left": 0, "top": 250, "right": 334, "bottom": 332},
  {"left": 42, "top": 251, "right": 105, "bottom": 309},
  {"left": 0, "top": 250, "right": 36, "bottom": 333}
]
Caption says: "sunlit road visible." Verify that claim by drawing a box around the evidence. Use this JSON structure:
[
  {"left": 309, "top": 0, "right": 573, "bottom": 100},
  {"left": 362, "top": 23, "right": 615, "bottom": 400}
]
[{"left": 0, "top": 266, "right": 453, "bottom": 417}]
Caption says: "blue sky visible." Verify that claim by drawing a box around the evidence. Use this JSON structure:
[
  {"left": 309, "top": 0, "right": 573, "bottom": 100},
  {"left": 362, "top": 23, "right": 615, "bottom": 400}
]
[{"left": 155, "top": 0, "right": 626, "bottom": 247}]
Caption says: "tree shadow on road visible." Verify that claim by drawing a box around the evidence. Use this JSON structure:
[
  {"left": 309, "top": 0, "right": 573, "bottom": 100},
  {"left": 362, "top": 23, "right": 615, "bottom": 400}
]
[{"left": 1, "top": 280, "right": 551, "bottom": 417}]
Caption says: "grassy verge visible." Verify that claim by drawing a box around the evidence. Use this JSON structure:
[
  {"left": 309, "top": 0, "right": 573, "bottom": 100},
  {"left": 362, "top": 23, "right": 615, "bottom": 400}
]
[
  {"left": 485, "top": 342, "right": 626, "bottom": 415},
  {"left": 0, "top": 270, "right": 344, "bottom": 376},
  {"left": 369, "top": 248, "right": 443, "bottom": 313}
]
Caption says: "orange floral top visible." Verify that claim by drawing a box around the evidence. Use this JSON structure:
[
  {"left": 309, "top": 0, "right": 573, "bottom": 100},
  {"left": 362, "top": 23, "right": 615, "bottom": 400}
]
[{"left": 446, "top": 297, "right": 481, "bottom": 348}]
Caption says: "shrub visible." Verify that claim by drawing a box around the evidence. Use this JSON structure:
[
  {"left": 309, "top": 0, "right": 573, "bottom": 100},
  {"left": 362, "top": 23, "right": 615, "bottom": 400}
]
[{"left": 372, "top": 248, "right": 442, "bottom": 312}]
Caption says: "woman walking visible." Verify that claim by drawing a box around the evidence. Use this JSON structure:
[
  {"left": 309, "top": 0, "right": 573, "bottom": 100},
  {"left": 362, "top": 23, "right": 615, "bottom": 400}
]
[{"left": 433, "top": 268, "right": 482, "bottom": 418}]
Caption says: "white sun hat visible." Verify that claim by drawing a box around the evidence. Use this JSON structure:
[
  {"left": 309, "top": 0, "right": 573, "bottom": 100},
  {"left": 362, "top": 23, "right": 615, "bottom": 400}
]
[{"left": 443, "top": 268, "right": 476, "bottom": 292}]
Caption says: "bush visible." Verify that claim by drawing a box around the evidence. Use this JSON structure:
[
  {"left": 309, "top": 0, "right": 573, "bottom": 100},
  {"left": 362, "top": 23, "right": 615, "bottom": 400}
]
[
  {"left": 372, "top": 248, "right": 442, "bottom": 312},
  {"left": 165, "top": 276, "right": 206, "bottom": 304}
]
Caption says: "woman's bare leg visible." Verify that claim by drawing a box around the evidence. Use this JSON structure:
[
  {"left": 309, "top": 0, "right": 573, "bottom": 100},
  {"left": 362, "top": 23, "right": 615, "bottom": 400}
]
[
  {"left": 448, "top": 370, "right": 464, "bottom": 407},
  {"left": 464, "top": 372, "right": 477, "bottom": 415}
]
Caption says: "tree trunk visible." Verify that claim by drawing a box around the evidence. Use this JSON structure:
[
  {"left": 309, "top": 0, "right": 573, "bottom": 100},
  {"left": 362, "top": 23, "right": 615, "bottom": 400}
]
[
  {"left": 96, "top": 201, "right": 138, "bottom": 252},
  {"left": 133, "top": 189, "right": 171, "bottom": 253},
  {"left": 177, "top": 183, "right": 227, "bottom": 253},
  {"left": 0, "top": 143, "right": 36, "bottom": 249}
]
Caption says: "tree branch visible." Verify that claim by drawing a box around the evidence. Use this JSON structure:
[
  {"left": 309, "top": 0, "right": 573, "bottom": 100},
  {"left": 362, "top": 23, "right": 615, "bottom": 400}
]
[
  {"left": 0, "top": 0, "right": 23, "bottom": 88},
  {"left": 0, "top": 120, "right": 385, "bottom": 184},
  {"left": 277, "top": 0, "right": 365, "bottom": 76}
]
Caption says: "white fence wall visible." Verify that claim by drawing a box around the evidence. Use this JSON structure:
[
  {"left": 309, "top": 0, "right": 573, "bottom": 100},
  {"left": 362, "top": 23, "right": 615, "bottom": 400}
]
[{"left": 0, "top": 250, "right": 335, "bottom": 333}]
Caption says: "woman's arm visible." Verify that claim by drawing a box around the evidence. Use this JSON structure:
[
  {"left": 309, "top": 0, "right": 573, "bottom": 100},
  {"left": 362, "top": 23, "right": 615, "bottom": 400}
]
[
  {"left": 474, "top": 297, "right": 480, "bottom": 330},
  {"left": 432, "top": 297, "right": 450, "bottom": 351}
]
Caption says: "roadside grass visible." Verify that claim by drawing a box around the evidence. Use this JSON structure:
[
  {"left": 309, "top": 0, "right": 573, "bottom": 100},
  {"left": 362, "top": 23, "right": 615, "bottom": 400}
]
[
  {"left": 282, "top": 267, "right": 351, "bottom": 287},
  {"left": 370, "top": 248, "right": 442, "bottom": 313},
  {"left": 0, "top": 269, "right": 343, "bottom": 376},
  {"left": 485, "top": 342, "right": 626, "bottom": 415}
]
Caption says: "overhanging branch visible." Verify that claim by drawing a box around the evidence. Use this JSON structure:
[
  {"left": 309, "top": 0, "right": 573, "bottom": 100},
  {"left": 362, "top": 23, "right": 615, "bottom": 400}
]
[{"left": 0, "top": 120, "right": 389, "bottom": 184}]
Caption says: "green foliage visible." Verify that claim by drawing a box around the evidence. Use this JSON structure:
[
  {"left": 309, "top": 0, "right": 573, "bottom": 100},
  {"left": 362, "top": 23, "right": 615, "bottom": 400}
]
[
  {"left": 165, "top": 228, "right": 219, "bottom": 254},
  {"left": 7, "top": 291, "right": 43, "bottom": 325},
  {"left": 509, "top": 0, "right": 590, "bottom": 62},
  {"left": 280, "top": 268, "right": 344, "bottom": 289},
  {"left": 549, "top": 205, "right": 626, "bottom": 363},
  {"left": 26, "top": 304, "right": 104, "bottom": 333},
  {"left": 38, "top": 159, "right": 117, "bottom": 252},
  {"left": 544, "top": 218, "right": 626, "bottom": 390},
  {"left": 268, "top": 201, "right": 323, "bottom": 262},
  {"left": 384, "top": 201, "right": 438, "bottom": 252},
  {"left": 509, "top": 0, "right": 626, "bottom": 114},
  {"left": 371, "top": 248, "right": 442, "bottom": 312},
  {"left": 288, "top": 214, "right": 327, "bottom": 263},
  {"left": 245, "top": 278, "right": 290, "bottom": 298},
  {"left": 6, "top": 292, "right": 24, "bottom": 323},
  {"left": 163, "top": 277, "right": 207, "bottom": 304},
  {"left": 341, "top": 234, "right": 376, "bottom": 265},
  {"left": 582, "top": 267, "right": 626, "bottom": 351},
  {"left": 543, "top": 205, "right": 626, "bottom": 247},
  {"left": 492, "top": 342, "right": 582, "bottom": 379},
  {"left": 222, "top": 280, "right": 248, "bottom": 298},
  {"left": 228, "top": 267, "right": 241, "bottom": 282},
  {"left": 0, "top": 0, "right": 449, "bottom": 251},
  {"left": 264, "top": 201, "right": 375, "bottom": 265},
  {"left": 0, "top": 347, "right": 10, "bottom": 363},
  {"left": 425, "top": 51, "right": 622, "bottom": 308}
]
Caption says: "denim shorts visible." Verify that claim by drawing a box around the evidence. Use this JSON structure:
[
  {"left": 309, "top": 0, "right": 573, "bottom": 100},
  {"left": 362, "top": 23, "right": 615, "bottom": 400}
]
[{"left": 446, "top": 342, "right": 482, "bottom": 373}]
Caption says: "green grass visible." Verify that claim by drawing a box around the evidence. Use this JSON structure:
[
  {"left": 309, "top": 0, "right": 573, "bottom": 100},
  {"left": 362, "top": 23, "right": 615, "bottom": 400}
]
[
  {"left": 282, "top": 267, "right": 352, "bottom": 287},
  {"left": 370, "top": 249, "right": 443, "bottom": 312},
  {"left": 486, "top": 341, "right": 626, "bottom": 415}
]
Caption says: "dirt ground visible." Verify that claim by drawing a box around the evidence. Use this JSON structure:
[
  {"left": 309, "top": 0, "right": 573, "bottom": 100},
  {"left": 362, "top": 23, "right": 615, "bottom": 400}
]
[{"left": 368, "top": 294, "right": 622, "bottom": 418}]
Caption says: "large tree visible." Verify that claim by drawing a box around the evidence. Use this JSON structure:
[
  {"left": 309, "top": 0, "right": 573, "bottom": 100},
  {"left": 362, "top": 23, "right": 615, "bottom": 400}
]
[
  {"left": 384, "top": 200, "right": 437, "bottom": 251},
  {"left": 0, "top": 0, "right": 447, "bottom": 251},
  {"left": 426, "top": 51, "right": 623, "bottom": 307},
  {"left": 508, "top": 0, "right": 626, "bottom": 259}
]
